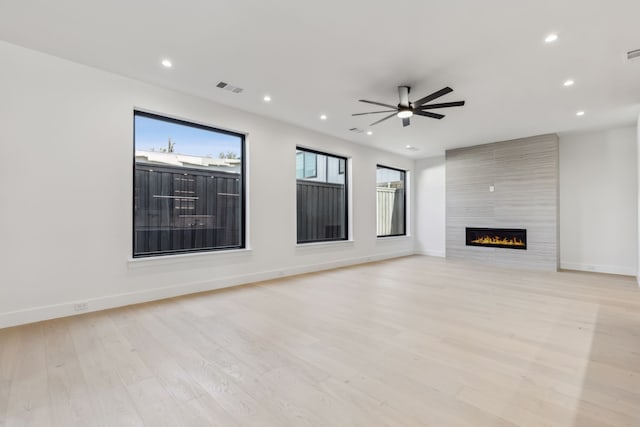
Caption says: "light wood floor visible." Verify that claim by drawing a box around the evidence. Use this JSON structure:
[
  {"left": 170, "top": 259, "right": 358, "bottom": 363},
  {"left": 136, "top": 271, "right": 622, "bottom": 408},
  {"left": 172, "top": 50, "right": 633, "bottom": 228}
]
[{"left": 1, "top": 256, "right": 640, "bottom": 427}]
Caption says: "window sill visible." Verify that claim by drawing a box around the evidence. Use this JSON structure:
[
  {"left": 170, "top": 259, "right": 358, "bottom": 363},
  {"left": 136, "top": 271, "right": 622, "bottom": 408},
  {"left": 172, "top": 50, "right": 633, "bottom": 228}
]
[
  {"left": 296, "top": 240, "right": 355, "bottom": 248},
  {"left": 376, "top": 235, "right": 412, "bottom": 241},
  {"left": 127, "top": 248, "right": 253, "bottom": 268}
]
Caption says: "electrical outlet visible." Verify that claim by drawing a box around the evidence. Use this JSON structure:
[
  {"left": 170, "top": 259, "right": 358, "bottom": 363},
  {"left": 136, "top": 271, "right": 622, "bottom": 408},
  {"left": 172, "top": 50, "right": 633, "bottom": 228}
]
[{"left": 73, "top": 302, "right": 88, "bottom": 312}]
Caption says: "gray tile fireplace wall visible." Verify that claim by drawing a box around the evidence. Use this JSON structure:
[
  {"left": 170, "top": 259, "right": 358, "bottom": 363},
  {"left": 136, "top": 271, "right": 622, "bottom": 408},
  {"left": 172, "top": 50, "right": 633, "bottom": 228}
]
[{"left": 446, "top": 134, "right": 559, "bottom": 271}]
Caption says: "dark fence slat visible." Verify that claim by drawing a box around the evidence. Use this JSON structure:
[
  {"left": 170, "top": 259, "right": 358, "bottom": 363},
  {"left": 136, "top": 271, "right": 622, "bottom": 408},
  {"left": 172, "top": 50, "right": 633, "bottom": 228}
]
[{"left": 296, "top": 179, "right": 345, "bottom": 243}]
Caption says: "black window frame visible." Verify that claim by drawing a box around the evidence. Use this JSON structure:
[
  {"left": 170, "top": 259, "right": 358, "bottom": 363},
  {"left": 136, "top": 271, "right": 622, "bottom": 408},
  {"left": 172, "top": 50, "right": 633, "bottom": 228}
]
[
  {"left": 132, "top": 110, "right": 246, "bottom": 258},
  {"left": 296, "top": 147, "right": 349, "bottom": 244},
  {"left": 376, "top": 164, "right": 407, "bottom": 238}
]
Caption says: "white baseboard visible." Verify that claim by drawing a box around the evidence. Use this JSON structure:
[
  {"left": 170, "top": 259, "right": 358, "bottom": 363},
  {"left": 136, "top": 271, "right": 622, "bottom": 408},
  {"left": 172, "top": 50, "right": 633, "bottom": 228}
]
[
  {"left": 0, "top": 250, "right": 412, "bottom": 329},
  {"left": 560, "top": 262, "right": 636, "bottom": 277},
  {"left": 416, "top": 250, "right": 446, "bottom": 258}
]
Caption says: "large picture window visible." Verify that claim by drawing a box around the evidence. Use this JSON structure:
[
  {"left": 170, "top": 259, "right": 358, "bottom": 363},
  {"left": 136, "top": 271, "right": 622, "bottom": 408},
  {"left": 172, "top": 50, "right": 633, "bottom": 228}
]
[
  {"left": 296, "top": 148, "right": 348, "bottom": 243},
  {"left": 376, "top": 165, "right": 406, "bottom": 237},
  {"left": 133, "top": 111, "right": 245, "bottom": 257}
]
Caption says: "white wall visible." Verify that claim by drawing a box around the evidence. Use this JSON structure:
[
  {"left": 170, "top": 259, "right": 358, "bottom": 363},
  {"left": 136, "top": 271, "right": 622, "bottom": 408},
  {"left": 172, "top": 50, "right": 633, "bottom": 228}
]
[
  {"left": 414, "top": 156, "right": 446, "bottom": 257},
  {"left": 0, "top": 41, "right": 415, "bottom": 328},
  {"left": 559, "top": 126, "right": 638, "bottom": 275}
]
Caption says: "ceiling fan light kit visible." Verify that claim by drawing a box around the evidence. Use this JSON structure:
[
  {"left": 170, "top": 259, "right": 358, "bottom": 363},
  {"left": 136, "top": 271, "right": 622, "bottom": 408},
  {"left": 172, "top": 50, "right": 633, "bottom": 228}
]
[
  {"left": 353, "top": 85, "right": 465, "bottom": 127},
  {"left": 397, "top": 109, "right": 413, "bottom": 119}
]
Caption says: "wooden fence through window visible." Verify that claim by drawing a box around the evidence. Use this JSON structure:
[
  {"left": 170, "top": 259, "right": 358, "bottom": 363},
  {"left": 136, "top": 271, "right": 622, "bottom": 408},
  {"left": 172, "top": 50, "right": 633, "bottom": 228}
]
[{"left": 134, "top": 163, "right": 242, "bottom": 255}]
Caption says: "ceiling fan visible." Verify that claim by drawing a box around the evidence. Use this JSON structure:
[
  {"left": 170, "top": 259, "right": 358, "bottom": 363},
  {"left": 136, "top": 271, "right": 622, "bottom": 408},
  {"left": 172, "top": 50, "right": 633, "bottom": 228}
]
[{"left": 353, "top": 85, "right": 465, "bottom": 127}]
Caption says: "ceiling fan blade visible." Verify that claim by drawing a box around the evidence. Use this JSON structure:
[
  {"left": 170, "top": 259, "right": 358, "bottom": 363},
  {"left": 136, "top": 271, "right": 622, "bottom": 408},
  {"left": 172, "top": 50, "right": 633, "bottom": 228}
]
[
  {"left": 370, "top": 113, "right": 397, "bottom": 126},
  {"left": 420, "top": 100, "right": 465, "bottom": 110},
  {"left": 359, "top": 99, "right": 397, "bottom": 109},
  {"left": 413, "top": 87, "right": 453, "bottom": 107},
  {"left": 402, "top": 117, "right": 410, "bottom": 127},
  {"left": 413, "top": 110, "right": 445, "bottom": 120},
  {"left": 352, "top": 110, "right": 397, "bottom": 116}
]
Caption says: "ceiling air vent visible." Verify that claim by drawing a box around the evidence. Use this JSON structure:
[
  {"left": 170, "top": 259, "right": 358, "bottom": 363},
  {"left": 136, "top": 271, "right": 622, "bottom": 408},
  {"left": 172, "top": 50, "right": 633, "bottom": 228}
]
[
  {"left": 216, "top": 81, "right": 244, "bottom": 93},
  {"left": 627, "top": 49, "right": 640, "bottom": 61},
  {"left": 349, "top": 127, "right": 365, "bottom": 134}
]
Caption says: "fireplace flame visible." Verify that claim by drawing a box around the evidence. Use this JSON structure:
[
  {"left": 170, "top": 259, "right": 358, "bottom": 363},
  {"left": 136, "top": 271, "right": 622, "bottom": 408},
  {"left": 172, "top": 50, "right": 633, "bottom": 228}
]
[{"left": 471, "top": 235, "right": 525, "bottom": 247}]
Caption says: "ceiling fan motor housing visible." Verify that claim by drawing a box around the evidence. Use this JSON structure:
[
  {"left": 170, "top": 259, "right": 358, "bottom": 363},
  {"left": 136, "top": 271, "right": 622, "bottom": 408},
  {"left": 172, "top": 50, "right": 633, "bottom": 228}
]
[{"left": 398, "top": 85, "right": 411, "bottom": 107}]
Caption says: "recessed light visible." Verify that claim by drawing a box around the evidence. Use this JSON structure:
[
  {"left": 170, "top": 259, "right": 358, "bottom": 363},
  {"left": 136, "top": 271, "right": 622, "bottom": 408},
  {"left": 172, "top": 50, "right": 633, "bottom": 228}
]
[
  {"left": 320, "top": 114, "right": 327, "bottom": 120},
  {"left": 161, "top": 59, "right": 172, "bottom": 68},
  {"left": 406, "top": 145, "right": 413, "bottom": 149},
  {"left": 576, "top": 111, "right": 585, "bottom": 116},
  {"left": 263, "top": 95, "right": 271, "bottom": 102},
  {"left": 545, "top": 33, "right": 558, "bottom": 43},
  {"left": 563, "top": 79, "right": 575, "bottom": 87},
  {"left": 366, "top": 131, "right": 373, "bottom": 135}
]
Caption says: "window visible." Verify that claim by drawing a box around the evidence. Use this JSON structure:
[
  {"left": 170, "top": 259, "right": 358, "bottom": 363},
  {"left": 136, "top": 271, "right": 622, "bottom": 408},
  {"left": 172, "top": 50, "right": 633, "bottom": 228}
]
[
  {"left": 133, "top": 111, "right": 245, "bottom": 257},
  {"left": 296, "top": 148, "right": 348, "bottom": 243},
  {"left": 296, "top": 151, "right": 317, "bottom": 179},
  {"left": 376, "top": 165, "right": 406, "bottom": 237}
]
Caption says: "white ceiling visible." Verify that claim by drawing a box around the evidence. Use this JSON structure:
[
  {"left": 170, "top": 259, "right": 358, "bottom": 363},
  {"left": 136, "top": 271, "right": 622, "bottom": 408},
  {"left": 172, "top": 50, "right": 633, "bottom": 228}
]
[{"left": 1, "top": 0, "right": 639, "bottom": 157}]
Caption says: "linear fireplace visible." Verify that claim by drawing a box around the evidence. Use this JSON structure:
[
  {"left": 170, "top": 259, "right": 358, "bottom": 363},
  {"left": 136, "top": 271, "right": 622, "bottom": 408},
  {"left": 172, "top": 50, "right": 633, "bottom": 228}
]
[{"left": 466, "top": 227, "right": 527, "bottom": 250}]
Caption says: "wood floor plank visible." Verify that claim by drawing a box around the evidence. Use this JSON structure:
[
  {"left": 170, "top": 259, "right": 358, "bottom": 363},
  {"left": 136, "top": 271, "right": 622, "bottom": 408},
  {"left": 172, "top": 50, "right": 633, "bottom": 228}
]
[
  {"left": 0, "top": 327, "right": 20, "bottom": 427},
  {"left": 43, "top": 318, "right": 100, "bottom": 427},
  {"left": 66, "top": 315, "right": 144, "bottom": 427},
  {"left": 1, "top": 255, "right": 639, "bottom": 426},
  {"left": 88, "top": 314, "right": 154, "bottom": 387},
  {"left": 3, "top": 324, "right": 52, "bottom": 427}
]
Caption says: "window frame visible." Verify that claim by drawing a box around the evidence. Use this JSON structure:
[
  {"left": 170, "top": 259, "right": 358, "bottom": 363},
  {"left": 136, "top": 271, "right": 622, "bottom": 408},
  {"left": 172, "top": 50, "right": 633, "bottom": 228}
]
[
  {"left": 296, "top": 146, "right": 349, "bottom": 244},
  {"left": 376, "top": 164, "right": 407, "bottom": 238},
  {"left": 132, "top": 110, "right": 246, "bottom": 258}
]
